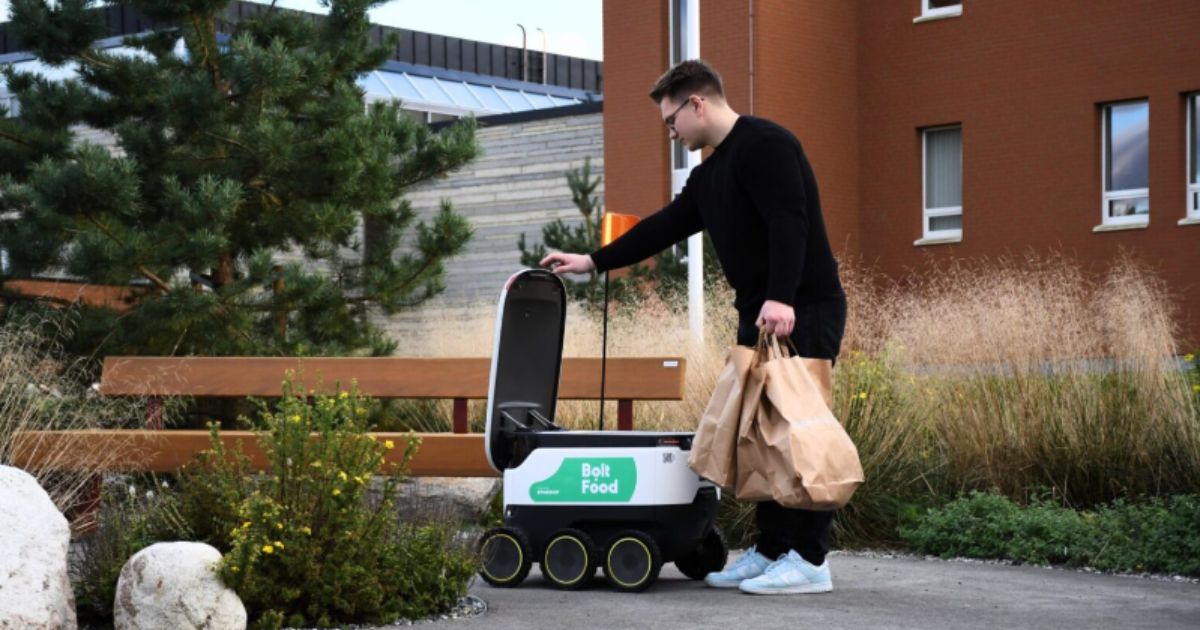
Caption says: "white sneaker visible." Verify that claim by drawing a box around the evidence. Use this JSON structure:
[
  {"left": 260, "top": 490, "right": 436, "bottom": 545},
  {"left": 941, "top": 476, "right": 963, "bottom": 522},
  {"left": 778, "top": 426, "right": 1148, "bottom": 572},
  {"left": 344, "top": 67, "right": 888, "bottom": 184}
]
[
  {"left": 738, "top": 550, "right": 833, "bottom": 595},
  {"left": 703, "top": 546, "right": 772, "bottom": 588}
]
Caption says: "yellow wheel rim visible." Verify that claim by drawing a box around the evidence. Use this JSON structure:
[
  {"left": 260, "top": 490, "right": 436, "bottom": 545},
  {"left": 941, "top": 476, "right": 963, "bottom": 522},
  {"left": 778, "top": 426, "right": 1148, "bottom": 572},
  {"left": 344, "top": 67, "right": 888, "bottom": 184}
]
[
  {"left": 544, "top": 536, "right": 589, "bottom": 585},
  {"left": 606, "top": 537, "right": 652, "bottom": 587},
  {"left": 481, "top": 533, "right": 523, "bottom": 583}
]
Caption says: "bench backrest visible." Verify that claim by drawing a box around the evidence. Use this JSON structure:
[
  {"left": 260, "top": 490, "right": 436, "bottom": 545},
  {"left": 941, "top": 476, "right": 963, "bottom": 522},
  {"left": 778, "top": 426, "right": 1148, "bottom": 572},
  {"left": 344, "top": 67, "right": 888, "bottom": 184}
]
[{"left": 100, "top": 356, "right": 687, "bottom": 400}]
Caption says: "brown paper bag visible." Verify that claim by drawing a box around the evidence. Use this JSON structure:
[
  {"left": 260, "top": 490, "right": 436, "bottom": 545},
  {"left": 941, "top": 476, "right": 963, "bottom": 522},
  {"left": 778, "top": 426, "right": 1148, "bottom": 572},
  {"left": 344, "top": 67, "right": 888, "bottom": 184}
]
[
  {"left": 687, "top": 345, "right": 757, "bottom": 489},
  {"left": 734, "top": 334, "right": 864, "bottom": 510}
]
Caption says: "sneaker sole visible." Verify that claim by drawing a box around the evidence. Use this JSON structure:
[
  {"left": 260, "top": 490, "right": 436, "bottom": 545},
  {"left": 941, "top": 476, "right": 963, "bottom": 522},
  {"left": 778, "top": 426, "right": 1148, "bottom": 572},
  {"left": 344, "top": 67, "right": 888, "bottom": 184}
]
[
  {"left": 704, "top": 577, "right": 749, "bottom": 589},
  {"left": 738, "top": 582, "right": 833, "bottom": 595}
]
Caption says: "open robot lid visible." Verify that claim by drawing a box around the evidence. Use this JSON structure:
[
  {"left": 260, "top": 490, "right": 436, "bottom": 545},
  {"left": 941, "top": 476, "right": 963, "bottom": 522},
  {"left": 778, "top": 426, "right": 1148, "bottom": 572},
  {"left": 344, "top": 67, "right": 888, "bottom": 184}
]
[{"left": 485, "top": 268, "right": 567, "bottom": 472}]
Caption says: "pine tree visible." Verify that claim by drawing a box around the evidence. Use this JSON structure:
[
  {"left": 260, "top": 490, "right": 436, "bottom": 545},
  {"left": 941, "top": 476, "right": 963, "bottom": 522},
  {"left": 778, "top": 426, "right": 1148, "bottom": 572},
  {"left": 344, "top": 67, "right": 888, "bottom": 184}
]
[
  {"left": 518, "top": 157, "right": 631, "bottom": 306},
  {"left": 0, "top": 0, "right": 479, "bottom": 357},
  {"left": 518, "top": 156, "right": 724, "bottom": 310}
]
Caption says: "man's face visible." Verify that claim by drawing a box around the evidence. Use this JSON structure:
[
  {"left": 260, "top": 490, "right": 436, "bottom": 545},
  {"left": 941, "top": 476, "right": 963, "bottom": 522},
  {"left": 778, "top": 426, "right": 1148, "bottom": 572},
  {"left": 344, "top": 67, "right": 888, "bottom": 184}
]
[{"left": 660, "top": 95, "right": 704, "bottom": 151}]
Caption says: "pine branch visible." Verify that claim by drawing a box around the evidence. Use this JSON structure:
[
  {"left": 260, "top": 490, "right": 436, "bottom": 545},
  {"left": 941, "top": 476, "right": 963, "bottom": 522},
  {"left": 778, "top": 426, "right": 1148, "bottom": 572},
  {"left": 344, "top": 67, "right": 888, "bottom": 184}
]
[
  {"left": 80, "top": 214, "right": 172, "bottom": 293},
  {"left": 77, "top": 50, "right": 114, "bottom": 71},
  {"left": 203, "top": 131, "right": 256, "bottom": 156},
  {"left": 189, "top": 13, "right": 223, "bottom": 90},
  {"left": 0, "top": 128, "right": 32, "bottom": 147}
]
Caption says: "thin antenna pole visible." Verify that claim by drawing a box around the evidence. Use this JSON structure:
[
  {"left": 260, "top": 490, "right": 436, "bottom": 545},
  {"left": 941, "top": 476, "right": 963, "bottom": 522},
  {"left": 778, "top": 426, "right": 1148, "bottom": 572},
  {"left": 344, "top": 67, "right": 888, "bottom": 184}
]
[
  {"left": 536, "top": 27, "right": 547, "bottom": 84},
  {"left": 599, "top": 270, "right": 610, "bottom": 431}
]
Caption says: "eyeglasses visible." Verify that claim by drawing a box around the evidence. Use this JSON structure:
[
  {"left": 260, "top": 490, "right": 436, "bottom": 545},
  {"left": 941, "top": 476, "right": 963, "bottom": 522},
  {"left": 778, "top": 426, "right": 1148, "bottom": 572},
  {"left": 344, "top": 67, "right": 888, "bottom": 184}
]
[{"left": 664, "top": 96, "right": 701, "bottom": 129}]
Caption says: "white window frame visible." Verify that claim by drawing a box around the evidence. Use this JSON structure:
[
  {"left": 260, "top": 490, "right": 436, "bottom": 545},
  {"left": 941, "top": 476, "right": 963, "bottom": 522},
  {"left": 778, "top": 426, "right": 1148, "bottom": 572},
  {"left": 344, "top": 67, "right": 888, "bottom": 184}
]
[
  {"left": 915, "top": 0, "right": 963, "bottom": 23},
  {"left": 1, "top": 93, "right": 17, "bottom": 118},
  {"left": 1186, "top": 93, "right": 1200, "bottom": 222},
  {"left": 1100, "top": 100, "right": 1150, "bottom": 228},
  {"left": 920, "top": 124, "right": 963, "bottom": 243}
]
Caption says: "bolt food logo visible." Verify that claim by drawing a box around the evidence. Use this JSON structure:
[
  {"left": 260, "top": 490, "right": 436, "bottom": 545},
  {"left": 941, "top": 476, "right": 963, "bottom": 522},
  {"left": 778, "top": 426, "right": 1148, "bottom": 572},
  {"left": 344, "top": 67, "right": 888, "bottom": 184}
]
[{"left": 529, "top": 458, "right": 637, "bottom": 503}]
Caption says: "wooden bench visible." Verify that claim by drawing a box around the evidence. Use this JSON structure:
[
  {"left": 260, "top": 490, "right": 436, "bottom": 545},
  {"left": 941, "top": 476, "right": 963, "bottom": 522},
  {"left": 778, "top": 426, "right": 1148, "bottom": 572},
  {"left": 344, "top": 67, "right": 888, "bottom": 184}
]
[
  {"left": 99, "top": 355, "right": 687, "bottom": 433},
  {"left": 2, "top": 278, "right": 144, "bottom": 312},
  {"left": 11, "top": 430, "right": 496, "bottom": 476},
  {"left": 12, "top": 355, "right": 687, "bottom": 478}
]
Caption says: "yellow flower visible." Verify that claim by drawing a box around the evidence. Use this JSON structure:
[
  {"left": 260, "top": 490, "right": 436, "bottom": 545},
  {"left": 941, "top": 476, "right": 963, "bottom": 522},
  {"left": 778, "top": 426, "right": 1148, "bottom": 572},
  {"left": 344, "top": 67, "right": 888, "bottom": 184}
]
[
  {"left": 356, "top": 407, "right": 366, "bottom": 415},
  {"left": 274, "top": 540, "right": 284, "bottom": 550},
  {"left": 857, "top": 392, "right": 868, "bottom": 400},
  {"left": 332, "top": 488, "right": 341, "bottom": 497},
  {"left": 242, "top": 521, "right": 251, "bottom": 529},
  {"left": 356, "top": 475, "right": 366, "bottom": 485},
  {"left": 1193, "top": 384, "right": 1200, "bottom": 393},
  {"left": 289, "top": 415, "right": 301, "bottom": 423},
  {"left": 262, "top": 544, "right": 274, "bottom": 554},
  {"left": 310, "top": 461, "right": 322, "bottom": 468},
  {"left": 301, "top": 526, "right": 312, "bottom": 536},
  {"left": 1186, "top": 353, "right": 1195, "bottom": 362},
  {"left": 338, "top": 470, "right": 348, "bottom": 481},
  {"left": 384, "top": 440, "right": 395, "bottom": 450},
  {"left": 275, "top": 522, "right": 283, "bottom": 530},
  {"left": 339, "top": 391, "right": 349, "bottom": 399},
  {"left": 230, "top": 566, "right": 240, "bottom": 573}
]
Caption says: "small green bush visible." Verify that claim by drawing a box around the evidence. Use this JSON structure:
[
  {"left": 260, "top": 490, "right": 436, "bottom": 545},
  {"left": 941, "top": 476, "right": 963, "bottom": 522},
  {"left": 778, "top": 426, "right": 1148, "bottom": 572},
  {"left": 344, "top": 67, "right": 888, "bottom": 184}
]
[
  {"left": 900, "top": 491, "right": 1200, "bottom": 576},
  {"left": 71, "top": 478, "right": 191, "bottom": 623},
  {"left": 178, "top": 380, "right": 477, "bottom": 629}
]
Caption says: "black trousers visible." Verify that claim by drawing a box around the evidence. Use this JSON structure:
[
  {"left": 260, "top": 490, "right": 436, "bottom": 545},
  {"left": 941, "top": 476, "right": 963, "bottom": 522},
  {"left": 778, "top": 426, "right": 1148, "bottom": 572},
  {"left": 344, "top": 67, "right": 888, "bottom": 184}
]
[{"left": 736, "top": 296, "right": 847, "bottom": 565}]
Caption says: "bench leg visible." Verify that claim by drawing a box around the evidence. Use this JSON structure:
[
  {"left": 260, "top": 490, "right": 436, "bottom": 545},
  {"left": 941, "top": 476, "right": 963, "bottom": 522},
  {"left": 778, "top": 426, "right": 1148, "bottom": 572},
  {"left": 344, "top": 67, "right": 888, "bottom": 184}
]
[
  {"left": 453, "top": 398, "right": 468, "bottom": 434},
  {"left": 618, "top": 399, "right": 633, "bottom": 431},
  {"left": 146, "top": 396, "right": 163, "bottom": 430},
  {"left": 67, "top": 474, "right": 102, "bottom": 534}
]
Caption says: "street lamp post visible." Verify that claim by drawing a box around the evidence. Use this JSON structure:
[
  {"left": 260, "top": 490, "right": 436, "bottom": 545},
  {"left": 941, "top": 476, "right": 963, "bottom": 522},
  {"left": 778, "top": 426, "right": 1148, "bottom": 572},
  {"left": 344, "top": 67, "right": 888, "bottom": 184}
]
[{"left": 536, "top": 27, "right": 547, "bottom": 84}]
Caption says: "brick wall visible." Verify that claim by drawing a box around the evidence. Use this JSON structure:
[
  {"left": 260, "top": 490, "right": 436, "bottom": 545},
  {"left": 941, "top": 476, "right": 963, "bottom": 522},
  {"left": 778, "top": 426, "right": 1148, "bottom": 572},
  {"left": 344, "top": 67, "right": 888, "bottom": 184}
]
[
  {"left": 602, "top": 0, "right": 671, "bottom": 217},
  {"left": 602, "top": 0, "right": 1200, "bottom": 346}
]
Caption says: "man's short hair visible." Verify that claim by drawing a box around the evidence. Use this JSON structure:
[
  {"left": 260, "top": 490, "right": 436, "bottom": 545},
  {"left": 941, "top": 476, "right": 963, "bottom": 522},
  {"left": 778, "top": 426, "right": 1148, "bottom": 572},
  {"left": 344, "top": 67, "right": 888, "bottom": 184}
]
[{"left": 648, "top": 59, "right": 725, "bottom": 104}]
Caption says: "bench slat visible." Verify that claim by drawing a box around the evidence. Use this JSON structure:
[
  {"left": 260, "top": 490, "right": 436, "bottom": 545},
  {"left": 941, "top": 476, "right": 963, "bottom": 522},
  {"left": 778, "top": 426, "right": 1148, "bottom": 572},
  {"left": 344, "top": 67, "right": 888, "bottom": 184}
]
[
  {"left": 3, "top": 279, "right": 143, "bottom": 312},
  {"left": 100, "top": 357, "right": 686, "bottom": 400},
  {"left": 10, "top": 430, "right": 496, "bottom": 477}
]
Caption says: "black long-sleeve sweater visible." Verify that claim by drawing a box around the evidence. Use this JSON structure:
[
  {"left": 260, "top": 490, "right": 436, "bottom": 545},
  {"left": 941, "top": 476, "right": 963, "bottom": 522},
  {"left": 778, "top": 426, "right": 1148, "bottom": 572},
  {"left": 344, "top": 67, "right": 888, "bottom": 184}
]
[{"left": 589, "top": 115, "right": 844, "bottom": 315}]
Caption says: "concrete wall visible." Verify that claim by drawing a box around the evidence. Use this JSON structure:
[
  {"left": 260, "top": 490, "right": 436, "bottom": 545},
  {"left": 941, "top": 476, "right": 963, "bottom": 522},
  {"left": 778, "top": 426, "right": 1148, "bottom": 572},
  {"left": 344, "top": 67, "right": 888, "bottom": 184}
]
[{"left": 378, "top": 111, "right": 604, "bottom": 337}]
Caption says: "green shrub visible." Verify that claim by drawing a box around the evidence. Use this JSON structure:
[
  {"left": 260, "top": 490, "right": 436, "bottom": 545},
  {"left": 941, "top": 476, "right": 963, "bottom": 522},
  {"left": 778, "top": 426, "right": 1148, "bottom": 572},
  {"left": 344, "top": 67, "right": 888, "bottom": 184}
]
[
  {"left": 1088, "top": 496, "right": 1200, "bottom": 575},
  {"left": 178, "top": 380, "right": 477, "bottom": 629},
  {"left": 900, "top": 491, "right": 1200, "bottom": 576}
]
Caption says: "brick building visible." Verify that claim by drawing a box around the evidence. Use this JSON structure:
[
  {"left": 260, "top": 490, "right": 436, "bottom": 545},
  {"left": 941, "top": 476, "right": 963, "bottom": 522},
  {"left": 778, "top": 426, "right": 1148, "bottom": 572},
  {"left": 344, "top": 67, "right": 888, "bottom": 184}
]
[{"left": 602, "top": 0, "right": 1200, "bottom": 345}]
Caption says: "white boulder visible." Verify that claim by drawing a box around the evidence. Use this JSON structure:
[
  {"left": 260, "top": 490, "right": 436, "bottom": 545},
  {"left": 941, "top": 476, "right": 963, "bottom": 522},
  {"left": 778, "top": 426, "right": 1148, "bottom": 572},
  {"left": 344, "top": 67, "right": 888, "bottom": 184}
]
[
  {"left": 0, "top": 465, "right": 77, "bottom": 630},
  {"left": 114, "top": 542, "right": 245, "bottom": 630}
]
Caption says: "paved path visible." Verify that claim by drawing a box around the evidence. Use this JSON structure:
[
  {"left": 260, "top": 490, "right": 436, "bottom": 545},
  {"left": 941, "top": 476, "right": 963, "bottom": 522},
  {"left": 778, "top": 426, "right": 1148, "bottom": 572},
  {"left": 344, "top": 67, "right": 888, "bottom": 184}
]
[{"left": 430, "top": 551, "right": 1199, "bottom": 630}]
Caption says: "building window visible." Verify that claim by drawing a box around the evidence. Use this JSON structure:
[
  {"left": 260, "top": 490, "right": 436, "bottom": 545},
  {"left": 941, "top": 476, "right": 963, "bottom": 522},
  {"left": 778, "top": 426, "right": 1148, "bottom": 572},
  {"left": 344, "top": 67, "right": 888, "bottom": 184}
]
[
  {"left": 922, "top": 125, "right": 963, "bottom": 240},
  {"left": 1101, "top": 100, "right": 1149, "bottom": 226},
  {"left": 917, "top": 0, "right": 963, "bottom": 21},
  {"left": 1188, "top": 94, "right": 1199, "bottom": 220}
]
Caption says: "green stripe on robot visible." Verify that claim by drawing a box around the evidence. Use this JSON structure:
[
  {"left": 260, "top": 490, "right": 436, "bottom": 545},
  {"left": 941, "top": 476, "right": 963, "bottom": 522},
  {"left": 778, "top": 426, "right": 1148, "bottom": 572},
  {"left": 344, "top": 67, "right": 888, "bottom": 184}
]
[{"left": 529, "top": 457, "right": 638, "bottom": 502}]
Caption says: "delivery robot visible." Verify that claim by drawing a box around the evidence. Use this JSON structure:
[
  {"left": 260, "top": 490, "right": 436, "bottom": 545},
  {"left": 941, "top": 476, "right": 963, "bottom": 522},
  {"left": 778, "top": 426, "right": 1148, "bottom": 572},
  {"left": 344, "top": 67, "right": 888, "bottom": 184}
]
[{"left": 477, "top": 269, "right": 727, "bottom": 592}]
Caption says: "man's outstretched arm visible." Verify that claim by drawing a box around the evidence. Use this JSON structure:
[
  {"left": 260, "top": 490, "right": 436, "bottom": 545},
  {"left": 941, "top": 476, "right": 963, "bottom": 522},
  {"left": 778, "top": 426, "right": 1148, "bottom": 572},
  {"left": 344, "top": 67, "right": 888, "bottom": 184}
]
[{"left": 541, "top": 182, "right": 703, "bottom": 276}]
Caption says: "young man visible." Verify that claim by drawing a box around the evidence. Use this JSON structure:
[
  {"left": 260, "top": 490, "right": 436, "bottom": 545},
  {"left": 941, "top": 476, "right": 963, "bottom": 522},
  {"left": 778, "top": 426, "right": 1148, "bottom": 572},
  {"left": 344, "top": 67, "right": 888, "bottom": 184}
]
[{"left": 539, "top": 60, "right": 847, "bottom": 595}]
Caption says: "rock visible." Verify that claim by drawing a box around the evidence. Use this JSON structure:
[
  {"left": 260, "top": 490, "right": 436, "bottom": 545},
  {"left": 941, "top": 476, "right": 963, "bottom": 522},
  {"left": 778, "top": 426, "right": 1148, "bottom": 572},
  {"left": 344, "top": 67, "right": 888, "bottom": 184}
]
[
  {"left": 0, "top": 465, "right": 77, "bottom": 629},
  {"left": 114, "top": 542, "right": 246, "bottom": 630},
  {"left": 379, "top": 477, "right": 501, "bottom": 524}
]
